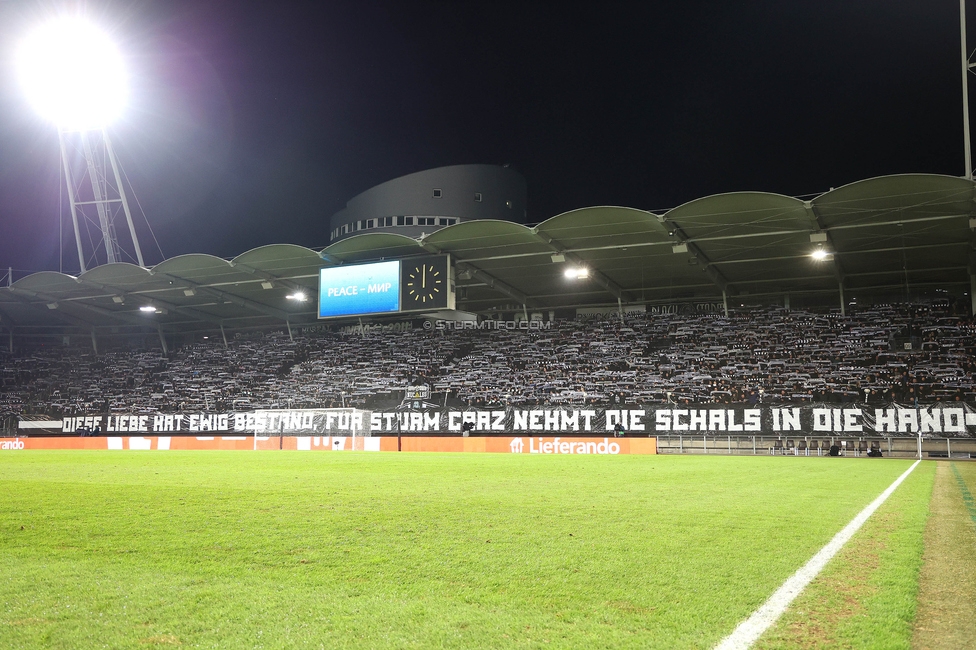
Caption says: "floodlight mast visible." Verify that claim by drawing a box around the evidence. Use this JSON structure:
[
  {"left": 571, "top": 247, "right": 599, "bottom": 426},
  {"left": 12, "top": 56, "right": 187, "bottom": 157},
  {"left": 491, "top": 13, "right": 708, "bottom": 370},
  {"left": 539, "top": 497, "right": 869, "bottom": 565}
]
[
  {"left": 58, "top": 127, "right": 145, "bottom": 271},
  {"left": 57, "top": 129, "right": 86, "bottom": 272},
  {"left": 962, "top": 0, "right": 973, "bottom": 181},
  {"left": 19, "top": 17, "right": 145, "bottom": 272}
]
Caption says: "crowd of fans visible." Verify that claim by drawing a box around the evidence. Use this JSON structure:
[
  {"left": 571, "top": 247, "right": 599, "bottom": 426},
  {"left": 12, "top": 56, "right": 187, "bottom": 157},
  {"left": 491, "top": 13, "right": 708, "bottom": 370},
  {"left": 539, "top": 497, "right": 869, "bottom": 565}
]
[{"left": 1, "top": 303, "right": 974, "bottom": 417}]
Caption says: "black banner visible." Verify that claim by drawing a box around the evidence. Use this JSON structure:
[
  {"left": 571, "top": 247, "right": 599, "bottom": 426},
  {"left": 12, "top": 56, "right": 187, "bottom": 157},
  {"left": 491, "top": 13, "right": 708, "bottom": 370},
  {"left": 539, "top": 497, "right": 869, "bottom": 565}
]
[{"left": 25, "top": 403, "right": 976, "bottom": 437}]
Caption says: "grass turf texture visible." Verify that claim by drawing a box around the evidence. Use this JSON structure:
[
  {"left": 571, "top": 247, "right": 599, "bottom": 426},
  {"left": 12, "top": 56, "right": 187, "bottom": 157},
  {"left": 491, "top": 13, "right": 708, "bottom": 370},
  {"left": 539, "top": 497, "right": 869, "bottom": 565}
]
[
  {"left": 0, "top": 452, "right": 923, "bottom": 649},
  {"left": 754, "top": 460, "right": 934, "bottom": 650},
  {"left": 912, "top": 462, "right": 976, "bottom": 650}
]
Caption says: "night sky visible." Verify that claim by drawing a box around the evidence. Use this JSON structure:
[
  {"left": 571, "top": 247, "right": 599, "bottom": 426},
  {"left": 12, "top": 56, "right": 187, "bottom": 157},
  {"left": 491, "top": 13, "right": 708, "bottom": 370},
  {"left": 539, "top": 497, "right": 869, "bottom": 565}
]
[{"left": 0, "top": 0, "right": 966, "bottom": 275}]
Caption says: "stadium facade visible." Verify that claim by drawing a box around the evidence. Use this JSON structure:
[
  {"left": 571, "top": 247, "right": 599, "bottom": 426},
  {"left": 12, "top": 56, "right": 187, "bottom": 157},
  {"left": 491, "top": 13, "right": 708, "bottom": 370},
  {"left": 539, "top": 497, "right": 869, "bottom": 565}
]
[{"left": 328, "top": 164, "right": 527, "bottom": 243}]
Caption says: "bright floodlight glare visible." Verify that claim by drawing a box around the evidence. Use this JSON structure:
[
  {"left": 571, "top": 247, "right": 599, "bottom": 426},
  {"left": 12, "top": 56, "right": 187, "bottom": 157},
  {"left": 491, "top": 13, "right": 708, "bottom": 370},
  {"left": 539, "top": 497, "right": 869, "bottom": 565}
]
[
  {"left": 17, "top": 17, "right": 127, "bottom": 130},
  {"left": 564, "top": 267, "right": 589, "bottom": 279},
  {"left": 287, "top": 292, "right": 307, "bottom": 302},
  {"left": 139, "top": 305, "right": 155, "bottom": 312},
  {"left": 811, "top": 248, "right": 829, "bottom": 261}
]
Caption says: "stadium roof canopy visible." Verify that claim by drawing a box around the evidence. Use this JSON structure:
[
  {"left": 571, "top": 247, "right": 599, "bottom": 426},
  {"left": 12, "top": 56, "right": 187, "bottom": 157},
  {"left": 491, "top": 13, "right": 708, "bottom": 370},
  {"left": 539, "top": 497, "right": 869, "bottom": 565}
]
[{"left": 1, "top": 173, "right": 974, "bottom": 337}]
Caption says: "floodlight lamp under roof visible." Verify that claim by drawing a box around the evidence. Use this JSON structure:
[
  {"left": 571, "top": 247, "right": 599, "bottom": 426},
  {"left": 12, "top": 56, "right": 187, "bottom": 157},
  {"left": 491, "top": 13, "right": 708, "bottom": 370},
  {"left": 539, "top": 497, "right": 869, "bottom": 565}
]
[{"left": 17, "top": 17, "right": 127, "bottom": 130}]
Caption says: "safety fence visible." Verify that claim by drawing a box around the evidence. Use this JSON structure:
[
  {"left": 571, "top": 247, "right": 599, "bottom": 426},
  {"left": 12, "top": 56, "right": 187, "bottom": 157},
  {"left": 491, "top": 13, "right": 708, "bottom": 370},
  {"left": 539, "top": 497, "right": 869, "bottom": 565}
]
[{"left": 656, "top": 434, "right": 976, "bottom": 460}]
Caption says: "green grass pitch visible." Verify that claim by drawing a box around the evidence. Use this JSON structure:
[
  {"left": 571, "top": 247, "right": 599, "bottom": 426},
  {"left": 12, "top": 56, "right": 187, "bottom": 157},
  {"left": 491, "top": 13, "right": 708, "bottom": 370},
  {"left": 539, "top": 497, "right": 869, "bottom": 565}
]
[{"left": 0, "top": 451, "right": 931, "bottom": 649}]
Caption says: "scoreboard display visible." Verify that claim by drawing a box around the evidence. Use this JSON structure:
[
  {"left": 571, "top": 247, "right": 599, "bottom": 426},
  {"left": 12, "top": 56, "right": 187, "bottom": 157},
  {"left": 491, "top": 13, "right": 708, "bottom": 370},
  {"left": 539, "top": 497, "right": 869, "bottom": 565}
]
[
  {"left": 318, "top": 255, "right": 452, "bottom": 319},
  {"left": 317, "top": 260, "right": 400, "bottom": 318}
]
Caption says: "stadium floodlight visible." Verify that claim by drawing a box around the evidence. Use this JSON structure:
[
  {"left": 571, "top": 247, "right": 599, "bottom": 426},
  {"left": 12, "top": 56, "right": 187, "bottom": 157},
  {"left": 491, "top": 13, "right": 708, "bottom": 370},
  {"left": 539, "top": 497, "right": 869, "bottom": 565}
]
[
  {"left": 564, "top": 267, "right": 589, "bottom": 280},
  {"left": 810, "top": 248, "right": 829, "bottom": 261},
  {"left": 17, "top": 16, "right": 145, "bottom": 274},
  {"left": 17, "top": 17, "right": 127, "bottom": 131},
  {"left": 139, "top": 305, "right": 156, "bottom": 312},
  {"left": 286, "top": 291, "right": 308, "bottom": 302}
]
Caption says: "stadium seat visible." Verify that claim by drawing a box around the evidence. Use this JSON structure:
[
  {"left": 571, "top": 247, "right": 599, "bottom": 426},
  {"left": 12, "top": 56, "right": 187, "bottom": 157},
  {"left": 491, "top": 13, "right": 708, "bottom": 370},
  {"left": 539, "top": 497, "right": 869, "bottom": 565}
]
[{"left": 3, "top": 303, "right": 976, "bottom": 420}]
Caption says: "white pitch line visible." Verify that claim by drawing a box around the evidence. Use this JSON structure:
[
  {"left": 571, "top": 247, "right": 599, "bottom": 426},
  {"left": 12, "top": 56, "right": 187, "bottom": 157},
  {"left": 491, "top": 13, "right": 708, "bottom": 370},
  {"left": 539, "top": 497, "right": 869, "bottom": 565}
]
[{"left": 714, "top": 459, "right": 922, "bottom": 650}]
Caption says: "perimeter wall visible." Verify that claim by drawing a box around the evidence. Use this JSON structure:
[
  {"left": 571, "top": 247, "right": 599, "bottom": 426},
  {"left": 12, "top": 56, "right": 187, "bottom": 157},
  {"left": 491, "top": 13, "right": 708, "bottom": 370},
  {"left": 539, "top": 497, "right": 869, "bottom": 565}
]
[{"left": 0, "top": 435, "right": 657, "bottom": 455}]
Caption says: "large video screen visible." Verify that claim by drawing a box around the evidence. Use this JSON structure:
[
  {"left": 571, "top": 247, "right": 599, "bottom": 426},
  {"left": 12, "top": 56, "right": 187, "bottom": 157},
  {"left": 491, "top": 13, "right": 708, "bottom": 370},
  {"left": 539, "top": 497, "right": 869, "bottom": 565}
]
[{"left": 318, "top": 260, "right": 400, "bottom": 318}]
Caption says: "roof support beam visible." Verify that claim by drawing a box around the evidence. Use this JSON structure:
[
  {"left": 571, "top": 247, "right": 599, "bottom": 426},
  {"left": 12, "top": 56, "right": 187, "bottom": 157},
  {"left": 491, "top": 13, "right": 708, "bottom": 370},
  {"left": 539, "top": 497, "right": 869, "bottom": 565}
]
[
  {"left": 808, "top": 212, "right": 967, "bottom": 232},
  {"left": 719, "top": 266, "right": 967, "bottom": 287},
  {"left": 804, "top": 202, "right": 846, "bottom": 284},
  {"left": 420, "top": 237, "right": 532, "bottom": 306},
  {"left": 76, "top": 277, "right": 228, "bottom": 327},
  {"left": 700, "top": 262, "right": 729, "bottom": 293},
  {"left": 455, "top": 263, "right": 530, "bottom": 305},
  {"left": 455, "top": 213, "right": 972, "bottom": 265},
  {"left": 6, "top": 286, "right": 144, "bottom": 328},
  {"left": 157, "top": 325, "right": 169, "bottom": 355},
  {"left": 230, "top": 261, "right": 306, "bottom": 292},
  {"left": 531, "top": 229, "right": 629, "bottom": 301},
  {"left": 710, "top": 241, "right": 971, "bottom": 267},
  {"left": 663, "top": 221, "right": 731, "bottom": 293},
  {"left": 583, "top": 263, "right": 626, "bottom": 301},
  {"left": 154, "top": 272, "right": 293, "bottom": 321}
]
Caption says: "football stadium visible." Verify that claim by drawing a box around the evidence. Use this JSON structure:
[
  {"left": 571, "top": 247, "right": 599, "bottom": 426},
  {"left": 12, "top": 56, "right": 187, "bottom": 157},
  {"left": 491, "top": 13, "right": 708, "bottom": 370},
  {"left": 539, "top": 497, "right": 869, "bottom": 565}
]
[
  {"left": 3, "top": 5, "right": 976, "bottom": 650},
  {"left": 4, "top": 167, "right": 976, "bottom": 647}
]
